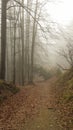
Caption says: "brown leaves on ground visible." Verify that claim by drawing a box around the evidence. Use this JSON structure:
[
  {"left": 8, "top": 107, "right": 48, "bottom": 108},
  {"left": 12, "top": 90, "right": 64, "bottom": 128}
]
[
  {"left": 54, "top": 81, "right": 73, "bottom": 130},
  {"left": 0, "top": 80, "right": 19, "bottom": 104},
  {"left": 0, "top": 77, "right": 72, "bottom": 130},
  {"left": 56, "top": 98, "right": 73, "bottom": 130},
  {"left": 0, "top": 77, "right": 57, "bottom": 130}
]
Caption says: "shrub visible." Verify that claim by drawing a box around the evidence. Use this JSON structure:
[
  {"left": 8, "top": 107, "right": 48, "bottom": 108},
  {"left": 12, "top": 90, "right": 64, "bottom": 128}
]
[
  {"left": 0, "top": 95, "right": 7, "bottom": 103},
  {"left": 33, "top": 66, "right": 52, "bottom": 80},
  {"left": 0, "top": 80, "right": 20, "bottom": 94}
]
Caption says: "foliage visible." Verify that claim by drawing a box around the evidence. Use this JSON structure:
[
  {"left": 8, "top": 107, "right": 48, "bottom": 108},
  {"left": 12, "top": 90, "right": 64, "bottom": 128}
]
[
  {"left": 0, "top": 95, "right": 7, "bottom": 103},
  {"left": 63, "top": 91, "right": 73, "bottom": 102},
  {"left": 0, "top": 80, "right": 19, "bottom": 94},
  {"left": 0, "top": 80, "right": 20, "bottom": 103},
  {"left": 67, "top": 78, "right": 73, "bottom": 89},
  {"left": 55, "top": 68, "right": 62, "bottom": 76},
  {"left": 33, "top": 66, "right": 52, "bottom": 80},
  {"left": 56, "top": 68, "right": 73, "bottom": 129}
]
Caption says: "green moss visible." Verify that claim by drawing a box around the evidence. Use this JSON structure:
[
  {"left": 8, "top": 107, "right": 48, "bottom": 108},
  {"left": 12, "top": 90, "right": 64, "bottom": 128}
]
[
  {"left": 8, "top": 86, "right": 19, "bottom": 94},
  {"left": 0, "top": 80, "right": 20, "bottom": 104},
  {"left": 0, "top": 95, "right": 7, "bottom": 103},
  {"left": 63, "top": 92, "right": 73, "bottom": 102},
  {"left": 0, "top": 80, "right": 20, "bottom": 94},
  {"left": 0, "top": 80, "right": 6, "bottom": 90},
  {"left": 67, "top": 78, "right": 73, "bottom": 89}
]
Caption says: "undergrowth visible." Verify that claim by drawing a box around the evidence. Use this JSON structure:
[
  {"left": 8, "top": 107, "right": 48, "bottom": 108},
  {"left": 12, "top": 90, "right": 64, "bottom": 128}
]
[
  {"left": 0, "top": 80, "right": 20, "bottom": 103},
  {"left": 56, "top": 69, "right": 73, "bottom": 129}
]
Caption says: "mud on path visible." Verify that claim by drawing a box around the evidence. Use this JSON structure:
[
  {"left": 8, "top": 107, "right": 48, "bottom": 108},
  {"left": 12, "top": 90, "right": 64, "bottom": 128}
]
[{"left": 0, "top": 77, "right": 62, "bottom": 130}]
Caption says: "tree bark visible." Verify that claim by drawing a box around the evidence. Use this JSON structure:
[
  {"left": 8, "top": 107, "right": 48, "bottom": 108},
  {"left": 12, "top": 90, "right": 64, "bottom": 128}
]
[
  {"left": 21, "top": 0, "right": 25, "bottom": 85},
  {"left": 0, "top": 0, "right": 8, "bottom": 79},
  {"left": 30, "top": 0, "right": 38, "bottom": 83},
  {"left": 25, "top": 0, "right": 30, "bottom": 82}
]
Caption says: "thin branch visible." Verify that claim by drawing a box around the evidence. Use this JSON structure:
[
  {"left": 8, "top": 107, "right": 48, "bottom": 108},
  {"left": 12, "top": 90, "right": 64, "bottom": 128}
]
[{"left": 57, "top": 63, "right": 69, "bottom": 70}]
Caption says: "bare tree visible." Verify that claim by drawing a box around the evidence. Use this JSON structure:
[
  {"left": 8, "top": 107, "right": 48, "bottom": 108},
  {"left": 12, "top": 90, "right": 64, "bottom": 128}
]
[
  {"left": 0, "top": 0, "right": 8, "bottom": 79},
  {"left": 29, "top": 0, "right": 38, "bottom": 83},
  {"left": 57, "top": 40, "right": 73, "bottom": 70}
]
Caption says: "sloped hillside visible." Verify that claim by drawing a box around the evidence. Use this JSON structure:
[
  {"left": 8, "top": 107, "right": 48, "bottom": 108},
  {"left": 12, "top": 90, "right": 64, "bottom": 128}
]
[
  {"left": 0, "top": 80, "right": 19, "bottom": 104},
  {"left": 55, "top": 69, "right": 73, "bottom": 129}
]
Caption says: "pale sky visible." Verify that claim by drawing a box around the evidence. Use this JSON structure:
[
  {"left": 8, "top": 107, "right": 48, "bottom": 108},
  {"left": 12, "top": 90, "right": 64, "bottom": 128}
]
[{"left": 45, "top": 0, "right": 73, "bottom": 26}]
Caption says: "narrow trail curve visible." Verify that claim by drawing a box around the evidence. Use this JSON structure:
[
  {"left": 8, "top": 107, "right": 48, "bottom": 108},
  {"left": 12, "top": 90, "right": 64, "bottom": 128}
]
[{"left": 0, "top": 77, "right": 62, "bottom": 130}]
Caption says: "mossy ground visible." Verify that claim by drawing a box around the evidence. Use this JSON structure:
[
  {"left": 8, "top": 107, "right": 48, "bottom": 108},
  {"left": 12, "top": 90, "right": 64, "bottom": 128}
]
[
  {"left": 55, "top": 69, "right": 73, "bottom": 129},
  {"left": 0, "top": 80, "right": 19, "bottom": 103}
]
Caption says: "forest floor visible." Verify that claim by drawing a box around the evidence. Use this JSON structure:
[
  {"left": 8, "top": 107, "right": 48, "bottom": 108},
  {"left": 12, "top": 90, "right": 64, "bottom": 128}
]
[{"left": 0, "top": 77, "right": 63, "bottom": 130}]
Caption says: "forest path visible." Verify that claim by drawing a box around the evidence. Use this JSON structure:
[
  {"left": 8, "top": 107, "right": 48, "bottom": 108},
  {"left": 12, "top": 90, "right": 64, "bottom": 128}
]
[{"left": 0, "top": 77, "right": 62, "bottom": 130}]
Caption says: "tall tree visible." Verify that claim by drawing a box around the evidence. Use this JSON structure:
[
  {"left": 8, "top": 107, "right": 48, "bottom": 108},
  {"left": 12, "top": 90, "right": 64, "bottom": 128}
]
[
  {"left": 30, "top": 0, "right": 38, "bottom": 83},
  {"left": 25, "top": 0, "right": 31, "bottom": 82},
  {"left": 0, "top": 0, "right": 8, "bottom": 79},
  {"left": 21, "top": 0, "right": 25, "bottom": 85}
]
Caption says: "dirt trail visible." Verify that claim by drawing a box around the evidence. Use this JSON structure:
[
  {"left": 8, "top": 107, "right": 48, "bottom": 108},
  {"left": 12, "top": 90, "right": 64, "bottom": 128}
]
[{"left": 0, "top": 77, "right": 62, "bottom": 130}]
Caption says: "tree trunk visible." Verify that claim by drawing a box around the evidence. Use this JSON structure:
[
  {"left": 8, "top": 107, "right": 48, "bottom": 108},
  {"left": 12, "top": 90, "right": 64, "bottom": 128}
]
[
  {"left": 30, "top": 0, "right": 38, "bottom": 83},
  {"left": 0, "top": 0, "right": 7, "bottom": 79},
  {"left": 25, "top": 0, "right": 30, "bottom": 82},
  {"left": 13, "top": 7, "right": 16, "bottom": 84},
  {"left": 21, "top": 0, "right": 25, "bottom": 85}
]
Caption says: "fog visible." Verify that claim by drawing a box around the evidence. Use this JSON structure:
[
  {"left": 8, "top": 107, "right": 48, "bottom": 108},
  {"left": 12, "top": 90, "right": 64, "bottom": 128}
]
[{"left": 0, "top": 0, "right": 73, "bottom": 84}]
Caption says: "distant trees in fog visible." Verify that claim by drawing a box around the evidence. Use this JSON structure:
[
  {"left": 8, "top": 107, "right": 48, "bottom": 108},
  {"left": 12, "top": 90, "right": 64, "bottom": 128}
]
[{"left": 0, "top": 0, "right": 51, "bottom": 84}]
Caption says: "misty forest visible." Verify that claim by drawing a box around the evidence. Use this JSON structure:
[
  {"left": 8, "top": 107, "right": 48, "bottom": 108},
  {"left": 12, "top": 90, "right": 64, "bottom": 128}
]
[{"left": 0, "top": 0, "right": 73, "bottom": 129}]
